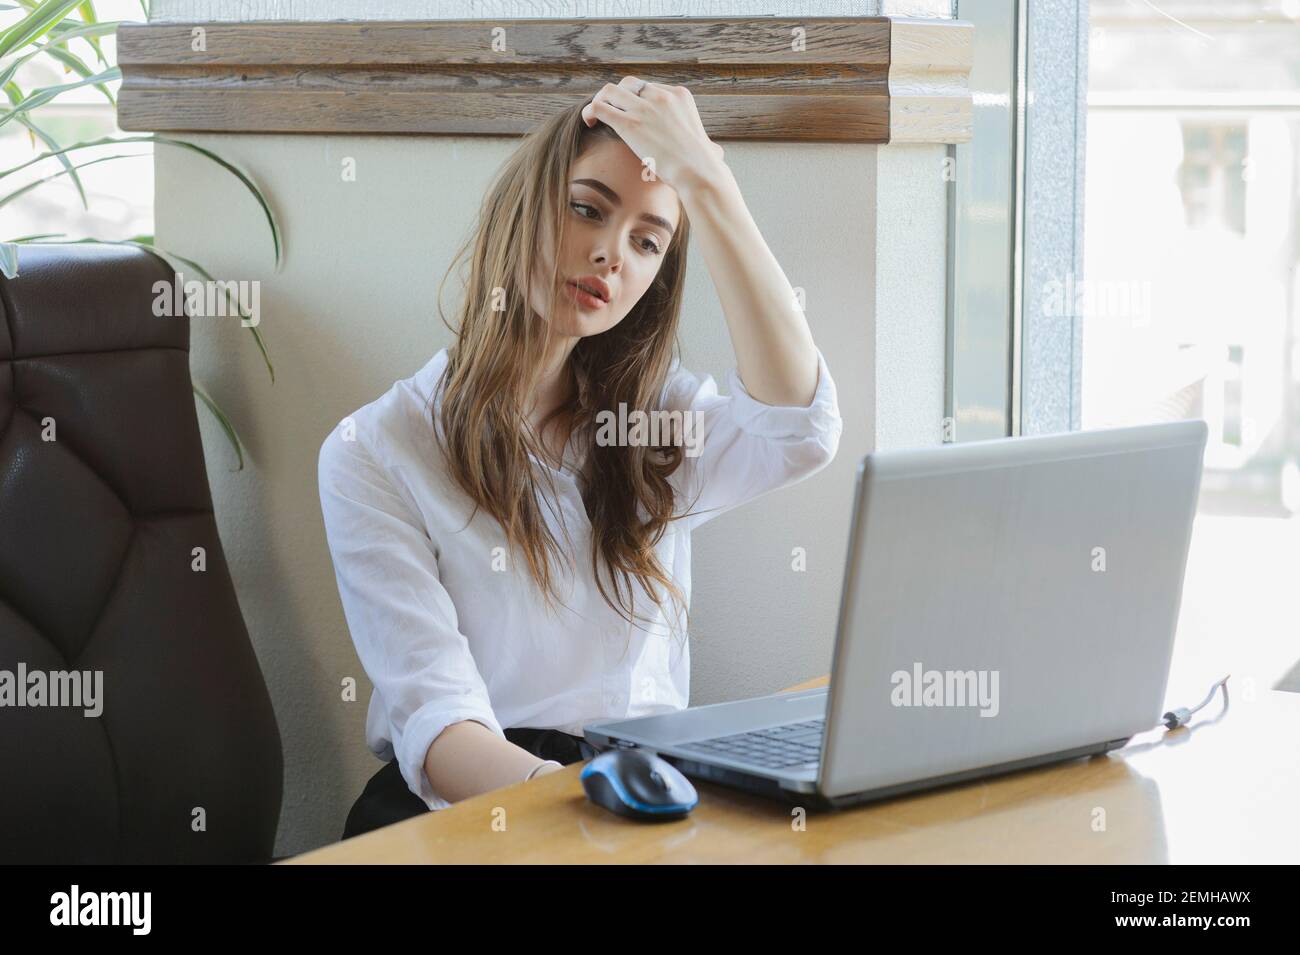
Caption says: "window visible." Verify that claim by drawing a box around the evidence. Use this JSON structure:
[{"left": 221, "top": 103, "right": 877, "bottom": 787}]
[{"left": 1178, "top": 122, "right": 1248, "bottom": 234}]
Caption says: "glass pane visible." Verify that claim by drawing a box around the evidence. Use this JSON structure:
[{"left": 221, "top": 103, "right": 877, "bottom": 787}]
[{"left": 1086, "top": 1, "right": 1300, "bottom": 701}]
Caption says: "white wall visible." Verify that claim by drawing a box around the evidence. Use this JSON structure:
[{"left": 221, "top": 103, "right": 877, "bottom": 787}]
[{"left": 153, "top": 0, "right": 950, "bottom": 857}]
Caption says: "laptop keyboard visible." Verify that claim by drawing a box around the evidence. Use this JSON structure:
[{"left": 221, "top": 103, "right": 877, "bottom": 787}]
[{"left": 677, "top": 718, "right": 825, "bottom": 769}]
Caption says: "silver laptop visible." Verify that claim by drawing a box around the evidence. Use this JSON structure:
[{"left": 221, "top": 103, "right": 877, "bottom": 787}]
[{"left": 584, "top": 419, "right": 1208, "bottom": 810}]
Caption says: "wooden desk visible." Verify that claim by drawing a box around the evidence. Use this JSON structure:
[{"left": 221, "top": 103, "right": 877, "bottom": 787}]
[{"left": 286, "top": 677, "right": 1300, "bottom": 864}]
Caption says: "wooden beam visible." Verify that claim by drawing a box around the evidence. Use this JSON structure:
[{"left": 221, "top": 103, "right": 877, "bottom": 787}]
[{"left": 117, "top": 17, "right": 972, "bottom": 144}]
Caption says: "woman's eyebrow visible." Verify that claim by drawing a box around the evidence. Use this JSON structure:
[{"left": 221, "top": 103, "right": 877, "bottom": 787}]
[{"left": 571, "top": 178, "right": 676, "bottom": 236}]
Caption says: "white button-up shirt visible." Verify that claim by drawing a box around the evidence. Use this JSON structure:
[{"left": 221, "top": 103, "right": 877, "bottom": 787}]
[{"left": 318, "top": 346, "right": 842, "bottom": 809}]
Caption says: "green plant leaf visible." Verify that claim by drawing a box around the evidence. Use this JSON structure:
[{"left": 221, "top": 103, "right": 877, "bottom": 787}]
[
  {"left": 0, "top": 132, "right": 143, "bottom": 178},
  {"left": 0, "top": 134, "right": 282, "bottom": 269},
  {"left": 0, "top": 0, "right": 84, "bottom": 60},
  {"left": 173, "top": 258, "right": 275, "bottom": 385},
  {"left": 0, "top": 151, "right": 133, "bottom": 208},
  {"left": 0, "top": 32, "right": 56, "bottom": 88},
  {"left": 42, "top": 19, "right": 121, "bottom": 46},
  {"left": 38, "top": 42, "right": 114, "bottom": 105},
  {"left": 13, "top": 0, "right": 112, "bottom": 62},
  {"left": 128, "top": 241, "right": 276, "bottom": 385},
  {"left": 191, "top": 380, "right": 246, "bottom": 470},
  {"left": 0, "top": 132, "right": 147, "bottom": 178},
  {"left": 12, "top": 111, "right": 88, "bottom": 209},
  {"left": 0, "top": 65, "right": 120, "bottom": 127},
  {"left": 21, "top": 0, "right": 122, "bottom": 71},
  {"left": 75, "top": 1, "right": 106, "bottom": 67},
  {"left": 151, "top": 135, "right": 282, "bottom": 269}
]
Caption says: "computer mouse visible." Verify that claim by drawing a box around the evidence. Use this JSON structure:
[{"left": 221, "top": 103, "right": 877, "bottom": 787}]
[{"left": 580, "top": 748, "right": 698, "bottom": 821}]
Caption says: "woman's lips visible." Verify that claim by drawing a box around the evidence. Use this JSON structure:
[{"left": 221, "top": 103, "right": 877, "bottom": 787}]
[{"left": 566, "top": 281, "right": 608, "bottom": 308}]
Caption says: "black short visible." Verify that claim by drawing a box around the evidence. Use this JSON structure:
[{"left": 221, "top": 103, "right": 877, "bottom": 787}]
[{"left": 341, "top": 727, "right": 597, "bottom": 840}]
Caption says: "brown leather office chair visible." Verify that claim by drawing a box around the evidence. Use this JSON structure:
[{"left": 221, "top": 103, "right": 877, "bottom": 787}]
[{"left": 0, "top": 243, "right": 283, "bottom": 863}]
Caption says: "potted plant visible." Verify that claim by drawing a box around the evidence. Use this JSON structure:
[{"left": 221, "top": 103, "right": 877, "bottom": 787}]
[{"left": 1, "top": 0, "right": 282, "bottom": 468}]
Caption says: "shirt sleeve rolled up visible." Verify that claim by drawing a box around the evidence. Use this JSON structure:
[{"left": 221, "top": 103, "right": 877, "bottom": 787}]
[
  {"left": 665, "top": 346, "right": 844, "bottom": 530},
  {"left": 318, "top": 427, "right": 505, "bottom": 811}
]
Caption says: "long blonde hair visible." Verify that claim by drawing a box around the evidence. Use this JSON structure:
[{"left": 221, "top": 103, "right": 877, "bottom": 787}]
[{"left": 432, "top": 102, "right": 697, "bottom": 650}]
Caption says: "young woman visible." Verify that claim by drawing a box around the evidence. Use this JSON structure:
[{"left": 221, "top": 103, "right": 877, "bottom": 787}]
[{"left": 320, "top": 78, "right": 843, "bottom": 838}]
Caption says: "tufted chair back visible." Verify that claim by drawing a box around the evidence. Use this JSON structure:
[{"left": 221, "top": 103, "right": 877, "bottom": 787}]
[{"left": 0, "top": 243, "right": 282, "bottom": 863}]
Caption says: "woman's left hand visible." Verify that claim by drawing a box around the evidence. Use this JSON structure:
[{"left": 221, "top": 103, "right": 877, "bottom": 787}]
[{"left": 581, "top": 77, "right": 728, "bottom": 194}]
